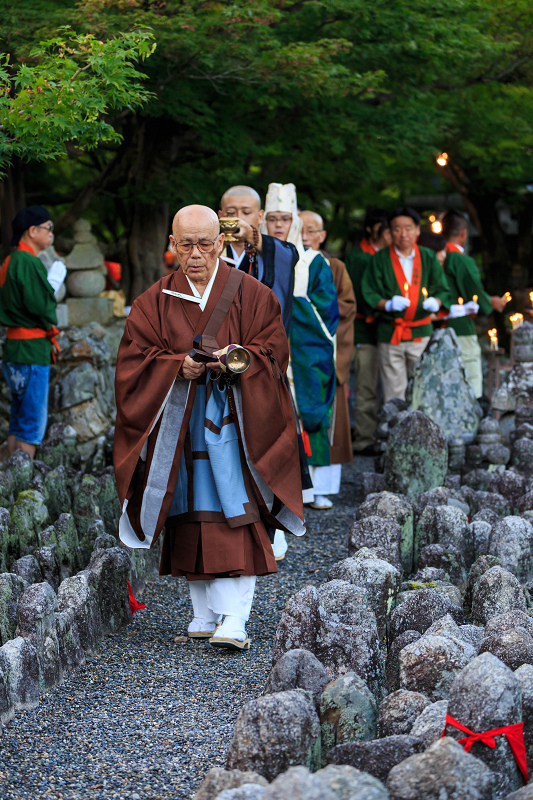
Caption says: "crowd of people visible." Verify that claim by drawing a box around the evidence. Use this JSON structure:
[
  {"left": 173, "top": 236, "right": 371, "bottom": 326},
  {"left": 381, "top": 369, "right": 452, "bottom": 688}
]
[{"left": 0, "top": 190, "right": 500, "bottom": 651}]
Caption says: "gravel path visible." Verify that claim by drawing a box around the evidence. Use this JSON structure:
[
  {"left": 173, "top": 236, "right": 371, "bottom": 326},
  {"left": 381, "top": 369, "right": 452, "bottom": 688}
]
[{"left": 0, "top": 457, "right": 370, "bottom": 800}]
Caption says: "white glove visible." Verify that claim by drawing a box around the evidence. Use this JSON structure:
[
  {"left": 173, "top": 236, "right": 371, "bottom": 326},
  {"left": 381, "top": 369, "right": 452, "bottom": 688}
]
[
  {"left": 385, "top": 295, "right": 411, "bottom": 312},
  {"left": 448, "top": 303, "right": 467, "bottom": 319},
  {"left": 47, "top": 260, "right": 67, "bottom": 292},
  {"left": 422, "top": 297, "right": 440, "bottom": 313},
  {"left": 463, "top": 301, "right": 479, "bottom": 316}
]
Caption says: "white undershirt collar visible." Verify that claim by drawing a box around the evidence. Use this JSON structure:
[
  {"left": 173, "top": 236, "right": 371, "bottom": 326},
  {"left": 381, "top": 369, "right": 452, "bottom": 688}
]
[
  {"left": 394, "top": 246, "right": 415, "bottom": 284},
  {"left": 185, "top": 261, "right": 219, "bottom": 311}
]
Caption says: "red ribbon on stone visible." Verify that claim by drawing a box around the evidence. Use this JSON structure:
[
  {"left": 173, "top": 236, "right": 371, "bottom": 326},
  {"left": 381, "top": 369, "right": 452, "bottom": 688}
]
[
  {"left": 442, "top": 713, "right": 528, "bottom": 783},
  {"left": 127, "top": 580, "right": 146, "bottom": 615}
]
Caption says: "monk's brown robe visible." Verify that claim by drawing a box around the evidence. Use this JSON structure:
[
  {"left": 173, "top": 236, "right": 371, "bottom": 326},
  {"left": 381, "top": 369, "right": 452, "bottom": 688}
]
[
  {"left": 114, "top": 260, "right": 305, "bottom": 580},
  {"left": 324, "top": 255, "right": 356, "bottom": 465}
]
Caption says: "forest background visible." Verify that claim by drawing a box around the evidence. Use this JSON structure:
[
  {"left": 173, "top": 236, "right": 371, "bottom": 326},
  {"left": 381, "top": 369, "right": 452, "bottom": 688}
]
[{"left": 1, "top": 0, "right": 533, "bottom": 303}]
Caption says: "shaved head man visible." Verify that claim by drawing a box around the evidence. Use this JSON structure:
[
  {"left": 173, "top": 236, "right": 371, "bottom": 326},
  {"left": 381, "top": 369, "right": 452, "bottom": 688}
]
[
  {"left": 219, "top": 184, "right": 297, "bottom": 337},
  {"left": 298, "top": 209, "right": 355, "bottom": 506},
  {"left": 115, "top": 203, "right": 305, "bottom": 651}
]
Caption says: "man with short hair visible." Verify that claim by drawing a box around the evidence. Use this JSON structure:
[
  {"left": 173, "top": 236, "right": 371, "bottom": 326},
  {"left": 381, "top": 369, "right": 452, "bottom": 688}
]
[
  {"left": 114, "top": 205, "right": 304, "bottom": 650},
  {"left": 260, "top": 185, "right": 339, "bottom": 510},
  {"left": 219, "top": 185, "right": 296, "bottom": 334},
  {"left": 346, "top": 209, "right": 391, "bottom": 454},
  {"left": 0, "top": 206, "right": 65, "bottom": 458},
  {"left": 299, "top": 210, "right": 355, "bottom": 485},
  {"left": 362, "top": 206, "right": 451, "bottom": 402},
  {"left": 441, "top": 210, "right": 505, "bottom": 398}
]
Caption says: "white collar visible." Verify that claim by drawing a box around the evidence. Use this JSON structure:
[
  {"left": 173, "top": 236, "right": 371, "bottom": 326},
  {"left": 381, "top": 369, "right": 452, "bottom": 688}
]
[
  {"left": 186, "top": 261, "right": 219, "bottom": 311},
  {"left": 394, "top": 246, "right": 415, "bottom": 259}
]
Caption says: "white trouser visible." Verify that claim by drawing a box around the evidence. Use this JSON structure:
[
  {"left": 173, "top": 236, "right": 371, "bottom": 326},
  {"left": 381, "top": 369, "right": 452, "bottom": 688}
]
[
  {"left": 309, "top": 463, "right": 342, "bottom": 496},
  {"left": 188, "top": 576, "right": 256, "bottom": 622},
  {"left": 273, "top": 529, "right": 288, "bottom": 558}
]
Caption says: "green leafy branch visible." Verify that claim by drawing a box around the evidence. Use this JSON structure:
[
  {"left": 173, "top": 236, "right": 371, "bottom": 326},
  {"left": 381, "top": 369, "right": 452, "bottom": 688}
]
[{"left": 0, "top": 26, "right": 156, "bottom": 173}]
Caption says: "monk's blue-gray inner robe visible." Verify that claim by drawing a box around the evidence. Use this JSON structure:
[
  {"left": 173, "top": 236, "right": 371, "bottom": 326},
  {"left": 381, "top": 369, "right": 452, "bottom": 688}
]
[{"left": 167, "top": 377, "right": 261, "bottom": 527}]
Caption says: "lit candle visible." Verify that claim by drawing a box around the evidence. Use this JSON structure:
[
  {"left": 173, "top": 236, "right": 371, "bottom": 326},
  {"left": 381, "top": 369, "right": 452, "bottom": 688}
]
[
  {"left": 510, "top": 313, "right": 524, "bottom": 330},
  {"left": 489, "top": 328, "right": 498, "bottom": 350},
  {"left": 503, "top": 291, "right": 512, "bottom": 304},
  {"left": 422, "top": 287, "right": 428, "bottom": 299},
  {"left": 530, "top": 291, "right": 533, "bottom": 308},
  {"left": 404, "top": 282, "right": 409, "bottom": 298},
  {"left": 458, "top": 297, "right": 464, "bottom": 305},
  {"left": 473, "top": 295, "right": 478, "bottom": 302}
]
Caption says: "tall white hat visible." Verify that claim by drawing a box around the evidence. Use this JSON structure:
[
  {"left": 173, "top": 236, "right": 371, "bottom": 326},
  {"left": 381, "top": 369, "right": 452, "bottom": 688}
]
[{"left": 260, "top": 182, "right": 304, "bottom": 257}]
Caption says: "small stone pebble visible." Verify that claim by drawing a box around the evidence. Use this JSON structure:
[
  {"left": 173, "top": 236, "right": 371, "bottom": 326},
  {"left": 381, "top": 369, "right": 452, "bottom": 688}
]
[{"left": 0, "top": 458, "right": 371, "bottom": 799}]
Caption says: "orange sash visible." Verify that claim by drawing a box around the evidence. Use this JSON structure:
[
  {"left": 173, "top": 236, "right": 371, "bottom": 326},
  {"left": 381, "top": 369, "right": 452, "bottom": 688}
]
[
  {"left": 360, "top": 239, "right": 377, "bottom": 255},
  {"left": 389, "top": 245, "right": 431, "bottom": 345},
  {"left": 6, "top": 325, "right": 61, "bottom": 363},
  {"left": 446, "top": 242, "right": 462, "bottom": 253}
]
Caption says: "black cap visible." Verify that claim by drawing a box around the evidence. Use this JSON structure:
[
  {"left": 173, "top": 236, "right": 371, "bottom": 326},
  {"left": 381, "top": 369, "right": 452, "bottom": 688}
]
[
  {"left": 388, "top": 206, "right": 421, "bottom": 226},
  {"left": 11, "top": 206, "right": 50, "bottom": 246}
]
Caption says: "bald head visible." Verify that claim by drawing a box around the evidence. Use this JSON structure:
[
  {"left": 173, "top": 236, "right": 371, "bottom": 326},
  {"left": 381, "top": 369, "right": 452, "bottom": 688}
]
[
  {"left": 172, "top": 204, "right": 220, "bottom": 240},
  {"left": 170, "top": 204, "right": 224, "bottom": 288},
  {"left": 221, "top": 186, "right": 261, "bottom": 211},
  {"left": 299, "top": 210, "right": 326, "bottom": 251}
]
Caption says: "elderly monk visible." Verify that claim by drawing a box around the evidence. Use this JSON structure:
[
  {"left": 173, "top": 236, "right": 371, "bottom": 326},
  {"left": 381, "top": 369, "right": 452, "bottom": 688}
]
[
  {"left": 299, "top": 210, "right": 356, "bottom": 500},
  {"left": 114, "top": 205, "right": 305, "bottom": 650}
]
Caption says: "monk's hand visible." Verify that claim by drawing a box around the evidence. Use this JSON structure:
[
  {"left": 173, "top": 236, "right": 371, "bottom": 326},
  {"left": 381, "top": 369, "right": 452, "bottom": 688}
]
[
  {"left": 181, "top": 355, "right": 207, "bottom": 379},
  {"left": 208, "top": 350, "right": 224, "bottom": 372},
  {"left": 491, "top": 295, "right": 506, "bottom": 313},
  {"left": 230, "top": 218, "right": 262, "bottom": 253}
]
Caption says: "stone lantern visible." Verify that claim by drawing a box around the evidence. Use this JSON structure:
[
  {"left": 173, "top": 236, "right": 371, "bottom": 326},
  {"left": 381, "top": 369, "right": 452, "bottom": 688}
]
[{"left": 65, "top": 219, "right": 114, "bottom": 326}]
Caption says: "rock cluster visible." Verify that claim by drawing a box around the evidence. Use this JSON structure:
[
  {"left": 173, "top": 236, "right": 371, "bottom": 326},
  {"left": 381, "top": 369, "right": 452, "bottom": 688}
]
[
  {"left": 0, "top": 440, "right": 156, "bottom": 732},
  {"left": 209, "top": 401, "right": 533, "bottom": 800}
]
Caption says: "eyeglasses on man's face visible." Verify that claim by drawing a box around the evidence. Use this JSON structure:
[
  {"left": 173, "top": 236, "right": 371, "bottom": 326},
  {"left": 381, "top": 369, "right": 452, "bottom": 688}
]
[
  {"left": 173, "top": 238, "right": 217, "bottom": 254},
  {"left": 35, "top": 223, "right": 54, "bottom": 232}
]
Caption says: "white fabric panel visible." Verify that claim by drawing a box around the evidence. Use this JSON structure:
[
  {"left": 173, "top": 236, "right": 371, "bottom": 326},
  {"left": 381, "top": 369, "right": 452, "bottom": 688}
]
[
  {"left": 139, "top": 380, "right": 190, "bottom": 545},
  {"left": 309, "top": 463, "right": 342, "bottom": 496},
  {"left": 206, "top": 576, "right": 256, "bottom": 620}
]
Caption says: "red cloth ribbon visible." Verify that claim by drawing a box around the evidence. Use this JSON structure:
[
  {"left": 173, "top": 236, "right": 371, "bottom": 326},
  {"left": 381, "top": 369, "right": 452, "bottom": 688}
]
[
  {"left": 360, "top": 238, "right": 377, "bottom": 255},
  {"left": 127, "top": 580, "right": 146, "bottom": 615},
  {"left": 442, "top": 714, "right": 528, "bottom": 783}
]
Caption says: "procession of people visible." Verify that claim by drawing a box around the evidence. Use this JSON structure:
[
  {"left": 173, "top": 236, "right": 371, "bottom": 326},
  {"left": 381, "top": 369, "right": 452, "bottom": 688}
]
[{"left": 1, "top": 191, "right": 500, "bottom": 651}]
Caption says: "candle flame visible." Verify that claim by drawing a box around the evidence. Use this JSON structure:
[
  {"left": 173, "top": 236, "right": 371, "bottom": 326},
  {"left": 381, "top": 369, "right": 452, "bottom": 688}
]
[
  {"left": 404, "top": 282, "right": 409, "bottom": 297},
  {"left": 510, "top": 312, "right": 524, "bottom": 330},
  {"left": 431, "top": 220, "right": 443, "bottom": 234},
  {"left": 458, "top": 297, "right": 464, "bottom": 305},
  {"left": 422, "top": 287, "right": 428, "bottom": 298},
  {"left": 473, "top": 295, "right": 478, "bottom": 302},
  {"left": 503, "top": 291, "right": 512, "bottom": 303},
  {"left": 436, "top": 152, "right": 448, "bottom": 167},
  {"left": 530, "top": 291, "right": 533, "bottom": 304}
]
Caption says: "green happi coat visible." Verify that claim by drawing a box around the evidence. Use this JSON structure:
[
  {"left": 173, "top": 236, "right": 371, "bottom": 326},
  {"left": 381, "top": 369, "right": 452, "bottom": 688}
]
[
  {"left": 346, "top": 245, "right": 378, "bottom": 346},
  {"left": 443, "top": 249, "right": 493, "bottom": 337},
  {"left": 362, "top": 245, "right": 452, "bottom": 343},
  {"left": 0, "top": 243, "right": 57, "bottom": 365}
]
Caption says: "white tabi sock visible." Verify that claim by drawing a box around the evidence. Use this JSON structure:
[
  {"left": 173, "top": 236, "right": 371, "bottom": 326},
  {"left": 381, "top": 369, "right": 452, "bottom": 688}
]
[{"left": 206, "top": 576, "right": 256, "bottom": 641}]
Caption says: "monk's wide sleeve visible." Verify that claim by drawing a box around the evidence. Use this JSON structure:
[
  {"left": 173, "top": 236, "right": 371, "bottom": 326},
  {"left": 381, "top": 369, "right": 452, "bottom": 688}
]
[{"left": 114, "top": 295, "right": 187, "bottom": 505}]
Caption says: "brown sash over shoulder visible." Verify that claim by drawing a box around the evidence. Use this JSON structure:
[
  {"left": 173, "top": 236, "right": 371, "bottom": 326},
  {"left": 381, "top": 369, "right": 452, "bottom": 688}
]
[{"left": 200, "top": 268, "right": 244, "bottom": 353}]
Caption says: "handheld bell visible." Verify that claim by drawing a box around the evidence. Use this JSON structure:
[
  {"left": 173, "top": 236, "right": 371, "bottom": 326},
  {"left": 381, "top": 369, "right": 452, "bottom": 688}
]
[{"left": 217, "top": 344, "right": 251, "bottom": 374}]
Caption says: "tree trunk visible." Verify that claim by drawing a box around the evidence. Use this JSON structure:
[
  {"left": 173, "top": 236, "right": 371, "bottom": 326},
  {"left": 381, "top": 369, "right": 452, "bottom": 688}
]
[
  {"left": 0, "top": 158, "right": 26, "bottom": 258},
  {"left": 121, "top": 117, "right": 179, "bottom": 303}
]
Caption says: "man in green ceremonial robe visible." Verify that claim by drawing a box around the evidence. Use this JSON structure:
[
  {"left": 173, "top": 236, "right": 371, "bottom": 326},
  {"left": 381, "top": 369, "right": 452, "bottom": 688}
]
[
  {"left": 441, "top": 210, "right": 506, "bottom": 398},
  {"left": 0, "top": 206, "right": 65, "bottom": 458},
  {"left": 362, "top": 206, "right": 452, "bottom": 403},
  {"left": 346, "top": 209, "right": 391, "bottom": 455}
]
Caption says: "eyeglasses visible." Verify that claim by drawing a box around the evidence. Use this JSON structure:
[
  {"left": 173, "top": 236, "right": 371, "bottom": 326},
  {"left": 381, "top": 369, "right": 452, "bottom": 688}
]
[
  {"left": 302, "top": 228, "right": 323, "bottom": 235},
  {"left": 173, "top": 239, "right": 217, "bottom": 254},
  {"left": 36, "top": 223, "right": 54, "bottom": 232}
]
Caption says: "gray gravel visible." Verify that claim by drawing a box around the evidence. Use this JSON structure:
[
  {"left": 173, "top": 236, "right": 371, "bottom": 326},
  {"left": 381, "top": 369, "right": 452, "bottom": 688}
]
[{"left": 0, "top": 457, "right": 370, "bottom": 800}]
